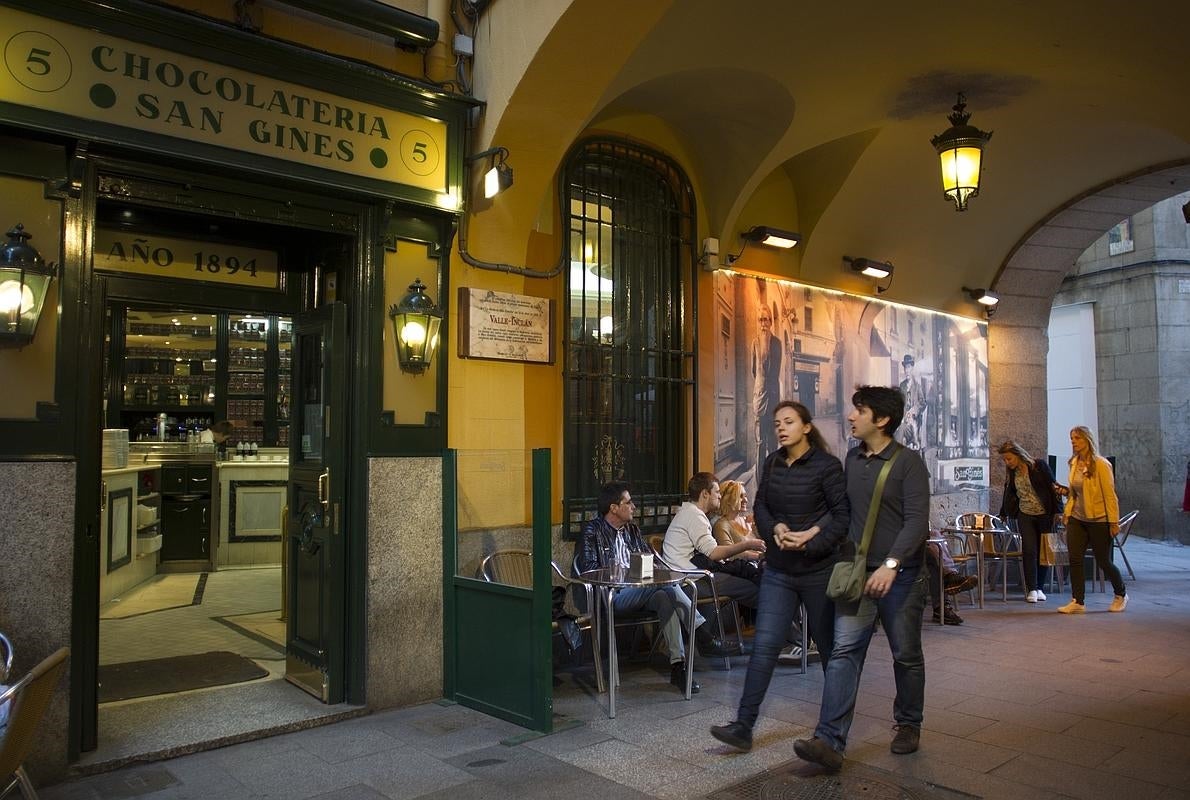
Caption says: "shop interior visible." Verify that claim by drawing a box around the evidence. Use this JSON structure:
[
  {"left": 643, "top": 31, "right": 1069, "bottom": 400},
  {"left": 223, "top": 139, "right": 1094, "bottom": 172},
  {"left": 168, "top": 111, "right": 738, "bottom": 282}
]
[{"left": 91, "top": 199, "right": 350, "bottom": 762}]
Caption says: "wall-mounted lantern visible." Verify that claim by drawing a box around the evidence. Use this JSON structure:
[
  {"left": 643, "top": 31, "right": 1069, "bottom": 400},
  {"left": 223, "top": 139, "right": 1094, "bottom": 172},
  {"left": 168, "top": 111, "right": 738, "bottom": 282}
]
[
  {"left": 0, "top": 224, "right": 55, "bottom": 348},
  {"left": 388, "top": 278, "right": 442, "bottom": 374}
]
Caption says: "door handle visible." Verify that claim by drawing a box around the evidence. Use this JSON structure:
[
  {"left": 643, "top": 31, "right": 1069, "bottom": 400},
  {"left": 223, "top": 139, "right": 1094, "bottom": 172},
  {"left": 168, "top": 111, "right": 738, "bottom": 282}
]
[
  {"left": 318, "top": 468, "right": 330, "bottom": 512},
  {"left": 100, "top": 480, "right": 107, "bottom": 513}
]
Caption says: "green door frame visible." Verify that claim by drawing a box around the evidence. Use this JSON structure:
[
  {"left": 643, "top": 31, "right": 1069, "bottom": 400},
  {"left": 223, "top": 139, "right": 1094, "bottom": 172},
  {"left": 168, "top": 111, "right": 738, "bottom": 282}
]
[{"left": 443, "top": 448, "right": 553, "bottom": 733}]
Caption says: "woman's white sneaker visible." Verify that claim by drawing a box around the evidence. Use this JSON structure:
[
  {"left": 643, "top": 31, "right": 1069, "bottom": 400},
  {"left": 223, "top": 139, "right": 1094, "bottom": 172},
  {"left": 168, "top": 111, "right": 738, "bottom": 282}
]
[
  {"left": 1109, "top": 595, "right": 1128, "bottom": 612},
  {"left": 1026, "top": 590, "right": 1039, "bottom": 603},
  {"left": 1035, "top": 590, "right": 1046, "bottom": 601}
]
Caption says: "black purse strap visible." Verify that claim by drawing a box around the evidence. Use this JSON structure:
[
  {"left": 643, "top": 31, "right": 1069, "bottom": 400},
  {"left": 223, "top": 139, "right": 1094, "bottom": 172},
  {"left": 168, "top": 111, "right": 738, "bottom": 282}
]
[{"left": 857, "top": 445, "right": 902, "bottom": 558}]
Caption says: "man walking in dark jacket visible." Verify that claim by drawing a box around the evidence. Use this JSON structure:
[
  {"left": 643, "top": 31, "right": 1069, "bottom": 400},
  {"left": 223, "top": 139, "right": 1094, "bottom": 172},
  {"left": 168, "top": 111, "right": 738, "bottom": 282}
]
[{"left": 794, "top": 386, "right": 930, "bottom": 771}]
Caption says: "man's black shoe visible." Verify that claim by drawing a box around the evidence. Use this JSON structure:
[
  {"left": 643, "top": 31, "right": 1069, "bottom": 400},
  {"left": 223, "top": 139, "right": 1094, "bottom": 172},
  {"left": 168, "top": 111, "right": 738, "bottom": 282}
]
[
  {"left": 793, "top": 736, "right": 843, "bottom": 771},
  {"left": 694, "top": 624, "right": 744, "bottom": 657},
  {"left": 670, "top": 662, "right": 700, "bottom": 694},
  {"left": 890, "top": 724, "right": 920, "bottom": 754},
  {"left": 931, "top": 606, "right": 963, "bottom": 625},
  {"left": 944, "top": 574, "right": 979, "bottom": 595},
  {"left": 710, "top": 721, "right": 753, "bottom": 752}
]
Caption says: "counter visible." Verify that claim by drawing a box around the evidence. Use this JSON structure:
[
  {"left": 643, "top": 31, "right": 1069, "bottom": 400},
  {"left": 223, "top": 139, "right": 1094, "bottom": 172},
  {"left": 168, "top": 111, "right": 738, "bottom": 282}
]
[
  {"left": 215, "top": 459, "right": 289, "bottom": 568},
  {"left": 99, "top": 465, "right": 161, "bottom": 604}
]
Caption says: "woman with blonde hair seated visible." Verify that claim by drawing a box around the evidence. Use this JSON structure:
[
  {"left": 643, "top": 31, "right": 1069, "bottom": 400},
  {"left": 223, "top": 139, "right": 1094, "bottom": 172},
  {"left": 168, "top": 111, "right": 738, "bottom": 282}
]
[{"left": 714, "top": 480, "right": 760, "bottom": 549}]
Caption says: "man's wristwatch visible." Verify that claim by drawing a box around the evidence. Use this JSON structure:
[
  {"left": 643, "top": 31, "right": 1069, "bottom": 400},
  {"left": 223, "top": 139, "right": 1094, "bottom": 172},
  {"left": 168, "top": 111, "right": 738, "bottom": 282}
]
[{"left": 883, "top": 557, "right": 901, "bottom": 571}]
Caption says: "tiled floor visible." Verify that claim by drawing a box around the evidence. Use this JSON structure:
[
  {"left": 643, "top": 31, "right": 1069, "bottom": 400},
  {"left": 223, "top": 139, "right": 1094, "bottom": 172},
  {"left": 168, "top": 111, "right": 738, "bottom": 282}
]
[
  {"left": 46, "top": 538, "right": 1190, "bottom": 799},
  {"left": 90, "top": 567, "right": 350, "bottom": 767}
]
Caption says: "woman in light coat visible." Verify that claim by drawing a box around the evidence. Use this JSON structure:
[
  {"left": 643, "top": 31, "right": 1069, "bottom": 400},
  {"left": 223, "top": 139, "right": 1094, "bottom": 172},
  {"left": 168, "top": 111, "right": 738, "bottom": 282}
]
[{"left": 1056, "top": 426, "right": 1128, "bottom": 613}]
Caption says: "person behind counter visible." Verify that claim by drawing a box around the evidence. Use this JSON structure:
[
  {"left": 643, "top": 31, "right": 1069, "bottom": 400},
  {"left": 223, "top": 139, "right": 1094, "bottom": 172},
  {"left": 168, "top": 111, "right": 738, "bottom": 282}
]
[{"left": 199, "top": 420, "right": 233, "bottom": 445}]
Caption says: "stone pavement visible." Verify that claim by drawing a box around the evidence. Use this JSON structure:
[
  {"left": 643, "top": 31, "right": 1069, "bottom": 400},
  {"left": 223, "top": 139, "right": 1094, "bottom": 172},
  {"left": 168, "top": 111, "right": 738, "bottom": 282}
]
[{"left": 42, "top": 537, "right": 1190, "bottom": 800}]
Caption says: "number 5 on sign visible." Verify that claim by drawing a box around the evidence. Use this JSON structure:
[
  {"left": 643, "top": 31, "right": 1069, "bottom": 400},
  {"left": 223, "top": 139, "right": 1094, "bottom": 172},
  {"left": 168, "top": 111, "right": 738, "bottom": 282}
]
[{"left": 4, "top": 31, "right": 73, "bottom": 92}]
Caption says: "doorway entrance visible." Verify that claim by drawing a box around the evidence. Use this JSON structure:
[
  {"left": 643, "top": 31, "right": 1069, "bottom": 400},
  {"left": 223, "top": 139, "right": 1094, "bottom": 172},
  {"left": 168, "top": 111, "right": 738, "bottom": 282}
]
[{"left": 81, "top": 169, "right": 362, "bottom": 763}]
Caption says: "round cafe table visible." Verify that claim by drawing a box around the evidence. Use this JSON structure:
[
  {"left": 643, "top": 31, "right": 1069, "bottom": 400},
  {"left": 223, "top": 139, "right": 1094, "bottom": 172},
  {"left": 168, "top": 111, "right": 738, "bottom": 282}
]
[{"left": 576, "top": 566, "right": 700, "bottom": 717}]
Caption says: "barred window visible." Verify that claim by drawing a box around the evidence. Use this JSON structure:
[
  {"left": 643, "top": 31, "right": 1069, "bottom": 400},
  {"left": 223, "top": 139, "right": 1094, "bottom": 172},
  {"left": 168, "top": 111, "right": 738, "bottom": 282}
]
[{"left": 562, "top": 139, "right": 696, "bottom": 537}]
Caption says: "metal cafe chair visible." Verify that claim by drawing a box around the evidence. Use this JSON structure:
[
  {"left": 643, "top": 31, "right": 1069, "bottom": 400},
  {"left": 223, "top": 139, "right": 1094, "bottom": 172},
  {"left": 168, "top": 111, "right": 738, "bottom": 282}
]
[
  {"left": 1112, "top": 510, "right": 1139, "bottom": 581},
  {"left": 647, "top": 534, "right": 745, "bottom": 670},
  {"left": 480, "top": 549, "right": 604, "bottom": 692},
  {"left": 955, "top": 513, "right": 1024, "bottom": 602},
  {"left": 1, "top": 646, "right": 70, "bottom": 800}
]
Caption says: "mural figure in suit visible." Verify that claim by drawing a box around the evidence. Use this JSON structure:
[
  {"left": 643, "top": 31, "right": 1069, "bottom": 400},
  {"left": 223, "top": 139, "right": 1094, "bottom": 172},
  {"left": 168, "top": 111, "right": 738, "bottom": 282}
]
[
  {"left": 899, "top": 354, "right": 927, "bottom": 452},
  {"left": 752, "top": 302, "right": 782, "bottom": 468}
]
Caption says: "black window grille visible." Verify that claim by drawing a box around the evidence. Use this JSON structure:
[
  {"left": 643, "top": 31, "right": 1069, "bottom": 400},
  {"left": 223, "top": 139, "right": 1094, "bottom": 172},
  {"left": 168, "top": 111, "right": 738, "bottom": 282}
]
[{"left": 562, "top": 138, "right": 697, "bottom": 538}]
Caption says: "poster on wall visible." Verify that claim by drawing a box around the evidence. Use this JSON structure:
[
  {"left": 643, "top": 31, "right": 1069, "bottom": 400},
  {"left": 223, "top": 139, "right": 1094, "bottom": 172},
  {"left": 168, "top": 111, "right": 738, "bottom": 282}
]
[
  {"left": 712, "top": 272, "right": 989, "bottom": 497},
  {"left": 458, "top": 288, "right": 555, "bottom": 364}
]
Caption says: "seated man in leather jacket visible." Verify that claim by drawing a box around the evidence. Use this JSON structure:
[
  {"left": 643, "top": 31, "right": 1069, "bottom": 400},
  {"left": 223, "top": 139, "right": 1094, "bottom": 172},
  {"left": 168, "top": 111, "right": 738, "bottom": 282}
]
[{"left": 576, "top": 481, "right": 743, "bottom": 694}]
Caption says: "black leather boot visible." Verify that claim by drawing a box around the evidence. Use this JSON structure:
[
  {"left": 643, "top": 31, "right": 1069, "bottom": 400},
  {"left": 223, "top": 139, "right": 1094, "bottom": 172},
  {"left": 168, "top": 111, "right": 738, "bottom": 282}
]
[{"left": 694, "top": 623, "right": 744, "bottom": 657}]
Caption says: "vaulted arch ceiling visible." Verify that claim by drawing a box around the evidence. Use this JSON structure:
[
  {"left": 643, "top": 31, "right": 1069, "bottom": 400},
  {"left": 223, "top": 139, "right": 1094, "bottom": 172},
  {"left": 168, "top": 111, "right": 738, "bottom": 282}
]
[{"left": 476, "top": 0, "right": 1190, "bottom": 313}]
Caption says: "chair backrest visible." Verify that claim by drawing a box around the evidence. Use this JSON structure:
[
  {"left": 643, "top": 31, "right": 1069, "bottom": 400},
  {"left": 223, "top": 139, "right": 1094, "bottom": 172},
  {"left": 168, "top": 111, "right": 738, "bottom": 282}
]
[
  {"left": 0, "top": 633, "right": 12, "bottom": 684},
  {"left": 479, "top": 549, "right": 533, "bottom": 589},
  {"left": 0, "top": 647, "right": 69, "bottom": 779},
  {"left": 955, "top": 512, "right": 1011, "bottom": 532},
  {"left": 1116, "top": 510, "right": 1139, "bottom": 545}
]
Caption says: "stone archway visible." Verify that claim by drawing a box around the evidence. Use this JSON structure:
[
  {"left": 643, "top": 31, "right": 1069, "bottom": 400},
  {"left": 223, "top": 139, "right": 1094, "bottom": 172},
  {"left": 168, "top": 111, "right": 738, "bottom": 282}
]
[{"left": 987, "top": 161, "right": 1190, "bottom": 527}]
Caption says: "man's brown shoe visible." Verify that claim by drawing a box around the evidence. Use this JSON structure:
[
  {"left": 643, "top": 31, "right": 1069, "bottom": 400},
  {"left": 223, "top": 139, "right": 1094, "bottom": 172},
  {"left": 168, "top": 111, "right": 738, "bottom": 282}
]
[
  {"left": 890, "top": 724, "right": 920, "bottom": 754},
  {"left": 793, "top": 736, "right": 842, "bottom": 771}
]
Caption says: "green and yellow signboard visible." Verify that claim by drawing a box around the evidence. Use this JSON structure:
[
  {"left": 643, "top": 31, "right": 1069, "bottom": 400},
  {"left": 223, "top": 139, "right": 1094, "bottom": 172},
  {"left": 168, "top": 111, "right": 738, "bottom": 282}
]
[
  {"left": 0, "top": 5, "right": 451, "bottom": 200},
  {"left": 94, "top": 228, "right": 281, "bottom": 289}
]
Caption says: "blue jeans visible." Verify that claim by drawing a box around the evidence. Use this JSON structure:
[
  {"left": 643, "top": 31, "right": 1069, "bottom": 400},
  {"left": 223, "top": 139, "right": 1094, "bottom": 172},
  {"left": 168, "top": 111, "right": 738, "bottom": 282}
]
[
  {"left": 613, "top": 585, "right": 704, "bottom": 663},
  {"left": 814, "top": 566, "right": 926, "bottom": 753},
  {"left": 736, "top": 565, "right": 834, "bottom": 728}
]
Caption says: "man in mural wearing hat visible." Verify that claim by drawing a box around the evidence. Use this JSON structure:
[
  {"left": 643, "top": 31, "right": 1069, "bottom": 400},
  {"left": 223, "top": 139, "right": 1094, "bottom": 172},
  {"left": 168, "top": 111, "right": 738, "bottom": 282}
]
[
  {"left": 899, "top": 354, "right": 926, "bottom": 452},
  {"left": 752, "top": 302, "right": 782, "bottom": 468}
]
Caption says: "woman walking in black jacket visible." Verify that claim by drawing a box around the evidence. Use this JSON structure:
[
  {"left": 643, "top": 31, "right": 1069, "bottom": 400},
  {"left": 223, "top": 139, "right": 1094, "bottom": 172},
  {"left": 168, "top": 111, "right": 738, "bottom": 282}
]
[
  {"left": 711, "top": 400, "right": 849, "bottom": 752},
  {"left": 997, "top": 440, "right": 1062, "bottom": 602}
]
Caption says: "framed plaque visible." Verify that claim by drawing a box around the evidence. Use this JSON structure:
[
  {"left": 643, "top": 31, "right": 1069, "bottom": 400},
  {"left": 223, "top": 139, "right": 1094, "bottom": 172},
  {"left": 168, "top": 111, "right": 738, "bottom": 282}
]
[{"left": 458, "top": 288, "right": 555, "bottom": 364}]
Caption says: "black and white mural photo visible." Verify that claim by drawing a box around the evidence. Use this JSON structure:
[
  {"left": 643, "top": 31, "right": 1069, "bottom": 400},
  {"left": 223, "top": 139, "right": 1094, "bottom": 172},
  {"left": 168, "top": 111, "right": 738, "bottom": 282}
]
[{"left": 714, "top": 272, "right": 990, "bottom": 500}]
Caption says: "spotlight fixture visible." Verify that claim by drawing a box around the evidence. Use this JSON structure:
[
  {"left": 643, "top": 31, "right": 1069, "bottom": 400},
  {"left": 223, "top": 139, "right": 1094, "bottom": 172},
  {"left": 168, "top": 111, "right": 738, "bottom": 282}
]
[
  {"left": 468, "top": 146, "right": 513, "bottom": 199},
  {"left": 741, "top": 226, "right": 800, "bottom": 249},
  {"left": 963, "top": 286, "right": 1000, "bottom": 313},
  {"left": 846, "top": 256, "right": 893, "bottom": 280},
  {"left": 931, "top": 93, "right": 993, "bottom": 211}
]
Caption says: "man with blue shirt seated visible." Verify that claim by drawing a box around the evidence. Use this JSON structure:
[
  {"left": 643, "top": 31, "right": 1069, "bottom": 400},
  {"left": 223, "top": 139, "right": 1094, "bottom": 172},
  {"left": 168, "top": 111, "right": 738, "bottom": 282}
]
[{"left": 575, "top": 481, "right": 744, "bottom": 694}]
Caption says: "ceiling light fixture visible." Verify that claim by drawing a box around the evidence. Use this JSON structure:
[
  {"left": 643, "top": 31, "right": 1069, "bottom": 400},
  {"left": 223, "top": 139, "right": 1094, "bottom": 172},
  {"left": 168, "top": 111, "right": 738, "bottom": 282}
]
[{"left": 931, "top": 93, "right": 993, "bottom": 211}]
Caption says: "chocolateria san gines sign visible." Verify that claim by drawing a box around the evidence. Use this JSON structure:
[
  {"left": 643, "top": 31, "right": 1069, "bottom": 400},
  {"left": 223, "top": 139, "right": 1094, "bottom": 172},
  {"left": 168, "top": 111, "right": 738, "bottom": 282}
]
[{"left": 0, "top": 6, "right": 450, "bottom": 198}]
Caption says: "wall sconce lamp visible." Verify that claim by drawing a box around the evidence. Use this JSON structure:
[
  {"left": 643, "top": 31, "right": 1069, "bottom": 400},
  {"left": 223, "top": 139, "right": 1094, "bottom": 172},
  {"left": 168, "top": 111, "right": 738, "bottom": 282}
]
[
  {"left": 388, "top": 278, "right": 442, "bottom": 374},
  {"left": 963, "top": 286, "right": 1000, "bottom": 315},
  {"left": 0, "top": 223, "right": 55, "bottom": 348},
  {"left": 741, "top": 225, "right": 800, "bottom": 249},
  {"left": 930, "top": 93, "right": 993, "bottom": 211},
  {"left": 726, "top": 226, "right": 801, "bottom": 265},
  {"left": 468, "top": 146, "right": 513, "bottom": 199},
  {"left": 845, "top": 256, "right": 894, "bottom": 293}
]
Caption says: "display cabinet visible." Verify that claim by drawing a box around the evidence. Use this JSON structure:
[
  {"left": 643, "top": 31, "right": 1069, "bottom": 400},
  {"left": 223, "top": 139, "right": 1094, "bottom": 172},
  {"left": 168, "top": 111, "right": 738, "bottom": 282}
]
[{"left": 108, "top": 306, "right": 292, "bottom": 446}]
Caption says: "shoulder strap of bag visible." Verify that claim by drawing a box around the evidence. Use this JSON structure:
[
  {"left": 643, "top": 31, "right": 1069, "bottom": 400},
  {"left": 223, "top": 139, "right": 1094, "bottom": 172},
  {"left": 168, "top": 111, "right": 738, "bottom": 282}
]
[{"left": 857, "top": 445, "right": 902, "bottom": 557}]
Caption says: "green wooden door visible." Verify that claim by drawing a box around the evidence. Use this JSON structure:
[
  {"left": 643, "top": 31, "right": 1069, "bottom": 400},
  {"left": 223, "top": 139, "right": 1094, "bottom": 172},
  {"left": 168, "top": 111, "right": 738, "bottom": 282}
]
[
  {"left": 285, "top": 302, "right": 347, "bottom": 703},
  {"left": 444, "top": 448, "right": 554, "bottom": 732}
]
